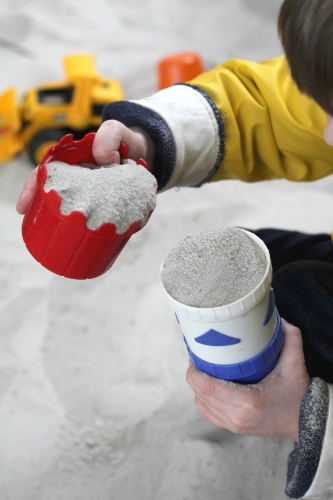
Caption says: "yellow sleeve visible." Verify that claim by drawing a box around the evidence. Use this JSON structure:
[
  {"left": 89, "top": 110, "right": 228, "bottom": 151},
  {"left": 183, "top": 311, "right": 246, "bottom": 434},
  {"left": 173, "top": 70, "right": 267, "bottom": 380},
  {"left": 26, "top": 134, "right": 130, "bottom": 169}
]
[{"left": 189, "top": 55, "right": 333, "bottom": 183}]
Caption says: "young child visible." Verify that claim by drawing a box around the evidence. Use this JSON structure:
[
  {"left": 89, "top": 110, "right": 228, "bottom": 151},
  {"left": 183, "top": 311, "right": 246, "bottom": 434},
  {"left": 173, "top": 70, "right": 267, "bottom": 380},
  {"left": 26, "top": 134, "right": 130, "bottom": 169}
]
[{"left": 16, "top": 0, "right": 333, "bottom": 497}]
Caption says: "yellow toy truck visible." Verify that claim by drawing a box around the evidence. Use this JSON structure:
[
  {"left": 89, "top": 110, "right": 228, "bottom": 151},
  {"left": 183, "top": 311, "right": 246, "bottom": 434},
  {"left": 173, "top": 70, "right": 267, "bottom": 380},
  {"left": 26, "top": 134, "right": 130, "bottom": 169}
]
[{"left": 0, "top": 54, "right": 124, "bottom": 165}]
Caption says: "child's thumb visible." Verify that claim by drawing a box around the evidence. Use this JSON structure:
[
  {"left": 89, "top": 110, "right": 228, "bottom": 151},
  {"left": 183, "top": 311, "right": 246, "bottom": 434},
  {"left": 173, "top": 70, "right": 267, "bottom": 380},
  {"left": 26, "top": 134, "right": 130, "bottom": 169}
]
[{"left": 279, "top": 318, "right": 308, "bottom": 376}]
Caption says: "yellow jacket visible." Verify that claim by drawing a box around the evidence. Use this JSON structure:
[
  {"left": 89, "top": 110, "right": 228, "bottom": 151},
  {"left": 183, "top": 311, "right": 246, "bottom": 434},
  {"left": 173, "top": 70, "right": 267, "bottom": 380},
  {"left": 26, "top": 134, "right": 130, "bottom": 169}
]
[
  {"left": 104, "top": 55, "right": 333, "bottom": 190},
  {"left": 190, "top": 55, "right": 333, "bottom": 183}
]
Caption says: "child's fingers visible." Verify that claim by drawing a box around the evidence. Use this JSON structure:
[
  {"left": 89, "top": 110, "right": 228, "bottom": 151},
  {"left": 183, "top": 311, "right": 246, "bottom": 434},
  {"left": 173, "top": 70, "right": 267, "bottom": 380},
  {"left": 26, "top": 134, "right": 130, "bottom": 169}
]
[
  {"left": 194, "top": 395, "right": 231, "bottom": 428},
  {"left": 92, "top": 120, "right": 123, "bottom": 165},
  {"left": 278, "top": 319, "right": 307, "bottom": 377},
  {"left": 92, "top": 120, "right": 147, "bottom": 165},
  {"left": 186, "top": 363, "right": 250, "bottom": 408},
  {"left": 16, "top": 167, "right": 38, "bottom": 214}
]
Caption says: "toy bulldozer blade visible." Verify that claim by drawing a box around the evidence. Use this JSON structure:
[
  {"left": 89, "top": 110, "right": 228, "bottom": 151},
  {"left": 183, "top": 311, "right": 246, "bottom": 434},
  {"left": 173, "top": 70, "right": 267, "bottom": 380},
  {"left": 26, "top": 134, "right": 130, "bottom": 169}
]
[
  {"left": 63, "top": 54, "right": 98, "bottom": 80},
  {"left": 0, "top": 87, "right": 23, "bottom": 162}
]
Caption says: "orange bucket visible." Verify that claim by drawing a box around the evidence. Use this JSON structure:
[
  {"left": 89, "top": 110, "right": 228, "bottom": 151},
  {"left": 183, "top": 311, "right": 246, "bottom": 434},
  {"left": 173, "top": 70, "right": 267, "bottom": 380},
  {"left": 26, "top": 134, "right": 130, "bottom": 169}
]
[{"left": 157, "top": 52, "right": 205, "bottom": 90}]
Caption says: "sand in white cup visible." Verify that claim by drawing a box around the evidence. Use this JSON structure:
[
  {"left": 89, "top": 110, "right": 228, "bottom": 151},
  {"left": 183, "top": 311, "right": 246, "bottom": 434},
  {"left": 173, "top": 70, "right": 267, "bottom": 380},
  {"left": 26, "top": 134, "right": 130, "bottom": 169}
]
[{"left": 160, "top": 227, "right": 284, "bottom": 383}]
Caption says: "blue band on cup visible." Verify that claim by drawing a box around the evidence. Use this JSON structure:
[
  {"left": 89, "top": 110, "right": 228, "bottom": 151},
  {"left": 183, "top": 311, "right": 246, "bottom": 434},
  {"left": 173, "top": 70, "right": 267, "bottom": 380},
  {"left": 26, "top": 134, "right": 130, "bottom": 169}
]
[{"left": 185, "top": 310, "right": 284, "bottom": 384}]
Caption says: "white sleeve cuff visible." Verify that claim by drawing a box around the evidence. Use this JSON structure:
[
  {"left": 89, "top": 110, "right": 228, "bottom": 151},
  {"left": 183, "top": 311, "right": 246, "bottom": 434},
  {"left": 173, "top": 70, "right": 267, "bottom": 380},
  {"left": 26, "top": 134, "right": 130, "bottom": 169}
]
[{"left": 131, "top": 84, "right": 223, "bottom": 190}]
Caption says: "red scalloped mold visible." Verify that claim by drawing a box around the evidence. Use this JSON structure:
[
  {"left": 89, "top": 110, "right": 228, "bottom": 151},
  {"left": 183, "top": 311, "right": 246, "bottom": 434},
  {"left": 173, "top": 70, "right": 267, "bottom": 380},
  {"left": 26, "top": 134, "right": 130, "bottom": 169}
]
[{"left": 22, "top": 133, "right": 153, "bottom": 279}]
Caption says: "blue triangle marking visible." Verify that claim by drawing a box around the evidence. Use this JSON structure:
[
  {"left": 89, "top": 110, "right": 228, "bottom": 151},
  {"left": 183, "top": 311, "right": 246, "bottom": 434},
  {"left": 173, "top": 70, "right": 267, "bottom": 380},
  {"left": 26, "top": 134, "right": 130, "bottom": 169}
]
[{"left": 195, "top": 329, "right": 241, "bottom": 346}]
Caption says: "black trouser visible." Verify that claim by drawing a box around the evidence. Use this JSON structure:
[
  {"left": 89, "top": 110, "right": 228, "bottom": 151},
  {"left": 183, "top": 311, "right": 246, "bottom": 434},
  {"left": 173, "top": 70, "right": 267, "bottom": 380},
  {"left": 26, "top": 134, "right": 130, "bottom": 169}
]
[{"left": 250, "top": 229, "right": 333, "bottom": 383}]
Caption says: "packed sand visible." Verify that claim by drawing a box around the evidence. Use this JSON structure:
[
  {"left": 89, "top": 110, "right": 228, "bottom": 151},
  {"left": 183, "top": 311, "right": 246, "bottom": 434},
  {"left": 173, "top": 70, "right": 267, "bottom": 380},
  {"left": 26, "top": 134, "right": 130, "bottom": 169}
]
[{"left": 44, "top": 160, "right": 157, "bottom": 233}]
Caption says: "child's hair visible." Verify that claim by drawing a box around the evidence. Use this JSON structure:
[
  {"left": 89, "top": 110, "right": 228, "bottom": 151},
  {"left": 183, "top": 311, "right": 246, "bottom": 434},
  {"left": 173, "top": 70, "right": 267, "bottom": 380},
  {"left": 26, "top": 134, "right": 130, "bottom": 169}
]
[{"left": 278, "top": 0, "right": 333, "bottom": 115}]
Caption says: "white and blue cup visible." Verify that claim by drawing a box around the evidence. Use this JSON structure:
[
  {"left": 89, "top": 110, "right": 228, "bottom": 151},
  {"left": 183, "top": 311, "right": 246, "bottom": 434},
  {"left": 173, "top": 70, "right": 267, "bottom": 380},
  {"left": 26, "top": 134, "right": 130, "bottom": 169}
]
[{"left": 160, "top": 230, "right": 285, "bottom": 384}]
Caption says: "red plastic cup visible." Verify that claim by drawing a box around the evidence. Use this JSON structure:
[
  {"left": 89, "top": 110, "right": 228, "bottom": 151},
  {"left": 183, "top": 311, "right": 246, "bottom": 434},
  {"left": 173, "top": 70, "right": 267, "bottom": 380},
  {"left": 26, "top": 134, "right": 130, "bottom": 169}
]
[{"left": 22, "top": 132, "right": 153, "bottom": 280}]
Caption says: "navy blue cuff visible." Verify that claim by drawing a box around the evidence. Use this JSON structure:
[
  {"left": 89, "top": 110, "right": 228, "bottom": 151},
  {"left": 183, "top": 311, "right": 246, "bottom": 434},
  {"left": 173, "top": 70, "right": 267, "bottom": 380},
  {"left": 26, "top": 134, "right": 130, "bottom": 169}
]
[
  {"left": 285, "top": 378, "right": 329, "bottom": 498},
  {"left": 102, "top": 101, "right": 175, "bottom": 191}
]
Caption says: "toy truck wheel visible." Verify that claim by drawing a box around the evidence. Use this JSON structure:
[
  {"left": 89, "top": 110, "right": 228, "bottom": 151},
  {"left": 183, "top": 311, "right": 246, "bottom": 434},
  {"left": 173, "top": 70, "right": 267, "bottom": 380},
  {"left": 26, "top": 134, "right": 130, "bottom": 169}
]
[{"left": 28, "top": 129, "right": 65, "bottom": 166}]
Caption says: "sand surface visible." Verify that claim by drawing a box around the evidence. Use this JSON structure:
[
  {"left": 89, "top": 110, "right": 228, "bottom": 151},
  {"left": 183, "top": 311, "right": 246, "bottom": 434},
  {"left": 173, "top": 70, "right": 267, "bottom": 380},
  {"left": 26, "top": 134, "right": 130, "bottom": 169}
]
[
  {"left": 1, "top": 0, "right": 332, "bottom": 499},
  {"left": 44, "top": 160, "right": 157, "bottom": 232},
  {"left": 161, "top": 227, "right": 267, "bottom": 307}
]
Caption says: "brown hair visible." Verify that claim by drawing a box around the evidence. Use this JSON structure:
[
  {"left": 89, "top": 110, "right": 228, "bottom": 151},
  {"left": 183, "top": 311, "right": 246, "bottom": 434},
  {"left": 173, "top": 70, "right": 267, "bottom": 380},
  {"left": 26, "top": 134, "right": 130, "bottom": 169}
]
[{"left": 278, "top": 0, "right": 333, "bottom": 115}]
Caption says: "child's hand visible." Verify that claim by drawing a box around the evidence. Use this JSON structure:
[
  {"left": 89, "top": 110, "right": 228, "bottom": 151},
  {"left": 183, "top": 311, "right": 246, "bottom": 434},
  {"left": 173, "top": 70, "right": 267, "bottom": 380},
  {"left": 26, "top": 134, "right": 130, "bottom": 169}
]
[
  {"left": 186, "top": 319, "right": 310, "bottom": 442},
  {"left": 93, "top": 120, "right": 152, "bottom": 166},
  {"left": 16, "top": 120, "right": 154, "bottom": 215}
]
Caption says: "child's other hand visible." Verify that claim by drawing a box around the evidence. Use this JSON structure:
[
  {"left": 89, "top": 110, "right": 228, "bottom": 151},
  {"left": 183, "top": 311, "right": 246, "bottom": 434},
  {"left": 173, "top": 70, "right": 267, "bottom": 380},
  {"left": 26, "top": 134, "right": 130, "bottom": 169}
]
[
  {"left": 16, "top": 167, "right": 38, "bottom": 215},
  {"left": 186, "top": 319, "right": 310, "bottom": 442},
  {"left": 93, "top": 120, "right": 152, "bottom": 167}
]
